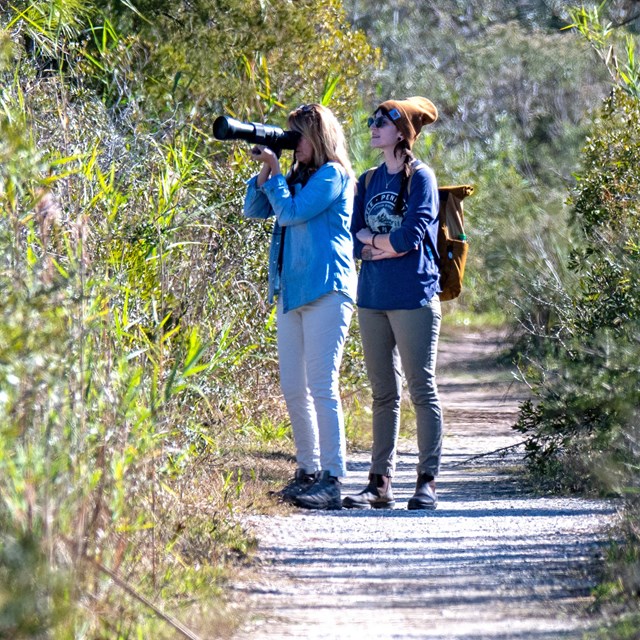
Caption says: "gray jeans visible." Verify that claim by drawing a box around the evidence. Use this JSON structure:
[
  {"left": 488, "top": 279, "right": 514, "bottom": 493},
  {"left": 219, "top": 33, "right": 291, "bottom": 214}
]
[{"left": 358, "top": 297, "right": 443, "bottom": 478}]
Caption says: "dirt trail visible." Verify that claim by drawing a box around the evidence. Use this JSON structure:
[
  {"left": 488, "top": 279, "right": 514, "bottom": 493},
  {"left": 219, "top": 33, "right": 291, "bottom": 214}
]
[{"left": 231, "top": 330, "right": 619, "bottom": 640}]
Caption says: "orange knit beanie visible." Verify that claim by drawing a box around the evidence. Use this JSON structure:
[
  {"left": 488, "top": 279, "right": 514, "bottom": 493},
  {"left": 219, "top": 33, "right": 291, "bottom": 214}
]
[{"left": 376, "top": 96, "right": 438, "bottom": 147}]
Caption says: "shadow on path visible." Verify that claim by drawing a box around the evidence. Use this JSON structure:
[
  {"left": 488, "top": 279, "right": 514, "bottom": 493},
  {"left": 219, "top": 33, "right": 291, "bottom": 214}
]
[{"left": 232, "top": 329, "right": 619, "bottom": 640}]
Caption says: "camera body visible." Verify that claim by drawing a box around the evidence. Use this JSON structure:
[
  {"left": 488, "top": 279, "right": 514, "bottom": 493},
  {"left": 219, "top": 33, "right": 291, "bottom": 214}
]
[{"left": 213, "top": 116, "right": 300, "bottom": 153}]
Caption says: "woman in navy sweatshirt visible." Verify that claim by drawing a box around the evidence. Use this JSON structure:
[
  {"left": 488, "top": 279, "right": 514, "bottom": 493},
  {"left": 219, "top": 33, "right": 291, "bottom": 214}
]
[{"left": 344, "top": 97, "right": 443, "bottom": 511}]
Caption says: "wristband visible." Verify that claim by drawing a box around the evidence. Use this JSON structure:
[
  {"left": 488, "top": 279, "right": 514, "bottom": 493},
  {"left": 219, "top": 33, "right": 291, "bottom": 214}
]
[{"left": 371, "top": 233, "right": 379, "bottom": 249}]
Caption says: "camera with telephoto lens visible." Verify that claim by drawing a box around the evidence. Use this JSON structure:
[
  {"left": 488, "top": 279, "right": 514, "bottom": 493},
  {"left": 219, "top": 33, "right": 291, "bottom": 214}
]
[{"left": 213, "top": 116, "right": 300, "bottom": 155}]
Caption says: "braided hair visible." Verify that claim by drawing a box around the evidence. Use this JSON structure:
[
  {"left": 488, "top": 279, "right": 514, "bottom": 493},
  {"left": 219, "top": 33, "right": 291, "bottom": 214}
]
[{"left": 377, "top": 105, "right": 415, "bottom": 214}]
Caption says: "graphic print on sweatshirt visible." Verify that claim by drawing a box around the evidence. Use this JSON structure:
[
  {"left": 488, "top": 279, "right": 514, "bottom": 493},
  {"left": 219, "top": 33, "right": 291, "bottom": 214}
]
[{"left": 364, "top": 190, "right": 407, "bottom": 234}]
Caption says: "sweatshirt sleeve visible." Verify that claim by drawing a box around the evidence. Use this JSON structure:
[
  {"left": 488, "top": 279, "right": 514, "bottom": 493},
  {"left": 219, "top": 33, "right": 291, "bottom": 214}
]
[
  {"left": 351, "top": 172, "right": 368, "bottom": 259},
  {"left": 388, "top": 165, "right": 439, "bottom": 254}
]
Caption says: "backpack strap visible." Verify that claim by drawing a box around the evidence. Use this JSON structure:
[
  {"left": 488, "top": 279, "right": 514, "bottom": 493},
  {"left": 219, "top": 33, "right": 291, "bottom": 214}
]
[
  {"left": 364, "top": 166, "right": 377, "bottom": 190},
  {"left": 406, "top": 162, "right": 418, "bottom": 195}
]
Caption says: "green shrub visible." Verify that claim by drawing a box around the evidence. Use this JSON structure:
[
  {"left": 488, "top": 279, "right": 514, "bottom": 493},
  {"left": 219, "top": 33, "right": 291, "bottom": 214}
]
[
  {"left": 514, "top": 87, "right": 640, "bottom": 493},
  {"left": 0, "top": 1, "right": 377, "bottom": 634}
]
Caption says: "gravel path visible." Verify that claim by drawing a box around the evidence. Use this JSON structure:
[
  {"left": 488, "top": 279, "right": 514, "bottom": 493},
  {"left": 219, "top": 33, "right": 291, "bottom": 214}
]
[{"left": 231, "top": 331, "right": 619, "bottom": 640}]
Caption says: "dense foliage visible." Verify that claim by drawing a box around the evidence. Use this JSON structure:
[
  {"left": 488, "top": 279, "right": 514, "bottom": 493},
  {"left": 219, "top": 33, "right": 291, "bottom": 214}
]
[
  {"left": 0, "top": 1, "right": 375, "bottom": 637},
  {"left": 2, "top": 0, "right": 640, "bottom": 636},
  {"left": 515, "top": 88, "right": 640, "bottom": 491},
  {"left": 512, "top": 5, "right": 640, "bottom": 630}
]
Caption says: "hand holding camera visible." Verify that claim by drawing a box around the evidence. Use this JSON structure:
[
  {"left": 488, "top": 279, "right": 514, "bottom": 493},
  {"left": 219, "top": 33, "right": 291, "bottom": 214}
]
[
  {"left": 250, "top": 145, "right": 277, "bottom": 162},
  {"left": 250, "top": 145, "right": 281, "bottom": 184}
]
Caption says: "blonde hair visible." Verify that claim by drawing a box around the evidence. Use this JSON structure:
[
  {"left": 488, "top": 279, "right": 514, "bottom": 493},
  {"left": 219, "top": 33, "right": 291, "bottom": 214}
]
[{"left": 287, "top": 104, "right": 355, "bottom": 181}]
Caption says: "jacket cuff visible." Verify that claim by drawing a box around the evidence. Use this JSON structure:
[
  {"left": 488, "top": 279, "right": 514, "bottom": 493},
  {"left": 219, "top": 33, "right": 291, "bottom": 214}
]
[{"left": 261, "top": 173, "right": 287, "bottom": 192}]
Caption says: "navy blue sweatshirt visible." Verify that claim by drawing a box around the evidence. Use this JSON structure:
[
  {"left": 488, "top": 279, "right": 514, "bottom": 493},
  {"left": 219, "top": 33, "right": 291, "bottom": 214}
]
[{"left": 351, "top": 161, "right": 440, "bottom": 310}]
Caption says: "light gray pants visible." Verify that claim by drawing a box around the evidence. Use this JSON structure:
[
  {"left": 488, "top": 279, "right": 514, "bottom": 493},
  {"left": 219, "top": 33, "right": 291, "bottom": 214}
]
[
  {"left": 358, "top": 297, "right": 443, "bottom": 478},
  {"left": 277, "top": 291, "right": 353, "bottom": 478}
]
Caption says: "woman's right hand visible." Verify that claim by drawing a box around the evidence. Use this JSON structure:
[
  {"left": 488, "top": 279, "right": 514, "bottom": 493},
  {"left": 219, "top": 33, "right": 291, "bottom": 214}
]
[{"left": 357, "top": 228, "right": 409, "bottom": 261}]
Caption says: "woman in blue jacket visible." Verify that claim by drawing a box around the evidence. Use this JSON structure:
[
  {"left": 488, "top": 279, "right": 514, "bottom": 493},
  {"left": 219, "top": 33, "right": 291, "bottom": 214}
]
[
  {"left": 244, "top": 103, "right": 356, "bottom": 510},
  {"left": 343, "top": 96, "right": 443, "bottom": 511}
]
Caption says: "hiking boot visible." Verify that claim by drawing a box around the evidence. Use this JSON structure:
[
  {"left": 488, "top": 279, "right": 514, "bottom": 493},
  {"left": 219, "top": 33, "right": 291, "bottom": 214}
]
[
  {"left": 407, "top": 473, "right": 437, "bottom": 510},
  {"left": 270, "top": 469, "right": 316, "bottom": 504},
  {"left": 294, "top": 470, "right": 342, "bottom": 510},
  {"left": 342, "top": 473, "right": 395, "bottom": 509}
]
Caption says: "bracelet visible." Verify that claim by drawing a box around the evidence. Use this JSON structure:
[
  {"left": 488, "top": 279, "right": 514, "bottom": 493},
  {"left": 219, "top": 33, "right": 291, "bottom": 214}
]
[{"left": 371, "top": 233, "right": 379, "bottom": 249}]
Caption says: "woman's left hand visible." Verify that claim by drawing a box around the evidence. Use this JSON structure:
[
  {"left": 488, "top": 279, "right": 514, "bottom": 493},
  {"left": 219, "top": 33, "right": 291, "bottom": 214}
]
[
  {"left": 251, "top": 145, "right": 280, "bottom": 169},
  {"left": 252, "top": 145, "right": 281, "bottom": 185},
  {"left": 355, "top": 228, "right": 374, "bottom": 245}
]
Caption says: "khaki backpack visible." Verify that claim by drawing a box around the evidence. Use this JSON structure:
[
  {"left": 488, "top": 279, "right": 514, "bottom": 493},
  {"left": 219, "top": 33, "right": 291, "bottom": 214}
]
[{"left": 363, "top": 166, "right": 473, "bottom": 301}]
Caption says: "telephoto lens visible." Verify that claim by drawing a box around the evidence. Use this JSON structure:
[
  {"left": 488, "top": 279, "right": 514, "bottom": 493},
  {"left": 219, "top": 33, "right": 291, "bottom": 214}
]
[{"left": 213, "top": 116, "right": 300, "bottom": 152}]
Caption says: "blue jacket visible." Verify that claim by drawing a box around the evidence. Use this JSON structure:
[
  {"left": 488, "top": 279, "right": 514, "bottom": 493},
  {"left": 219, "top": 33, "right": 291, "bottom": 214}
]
[
  {"left": 351, "top": 161, "right": 440, "bottom": 310},
  {"left": 244, "top": 162, "right": 357, "bottom": 313}
]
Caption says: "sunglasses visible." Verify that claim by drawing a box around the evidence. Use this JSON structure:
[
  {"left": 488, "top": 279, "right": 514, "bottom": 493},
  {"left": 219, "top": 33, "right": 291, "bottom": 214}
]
[
  {"left": 293, "top": 104, "right": 317, "bottom": 117},
  {"left": 367, "top": 115, "right": 392, "bottom": 129}
]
